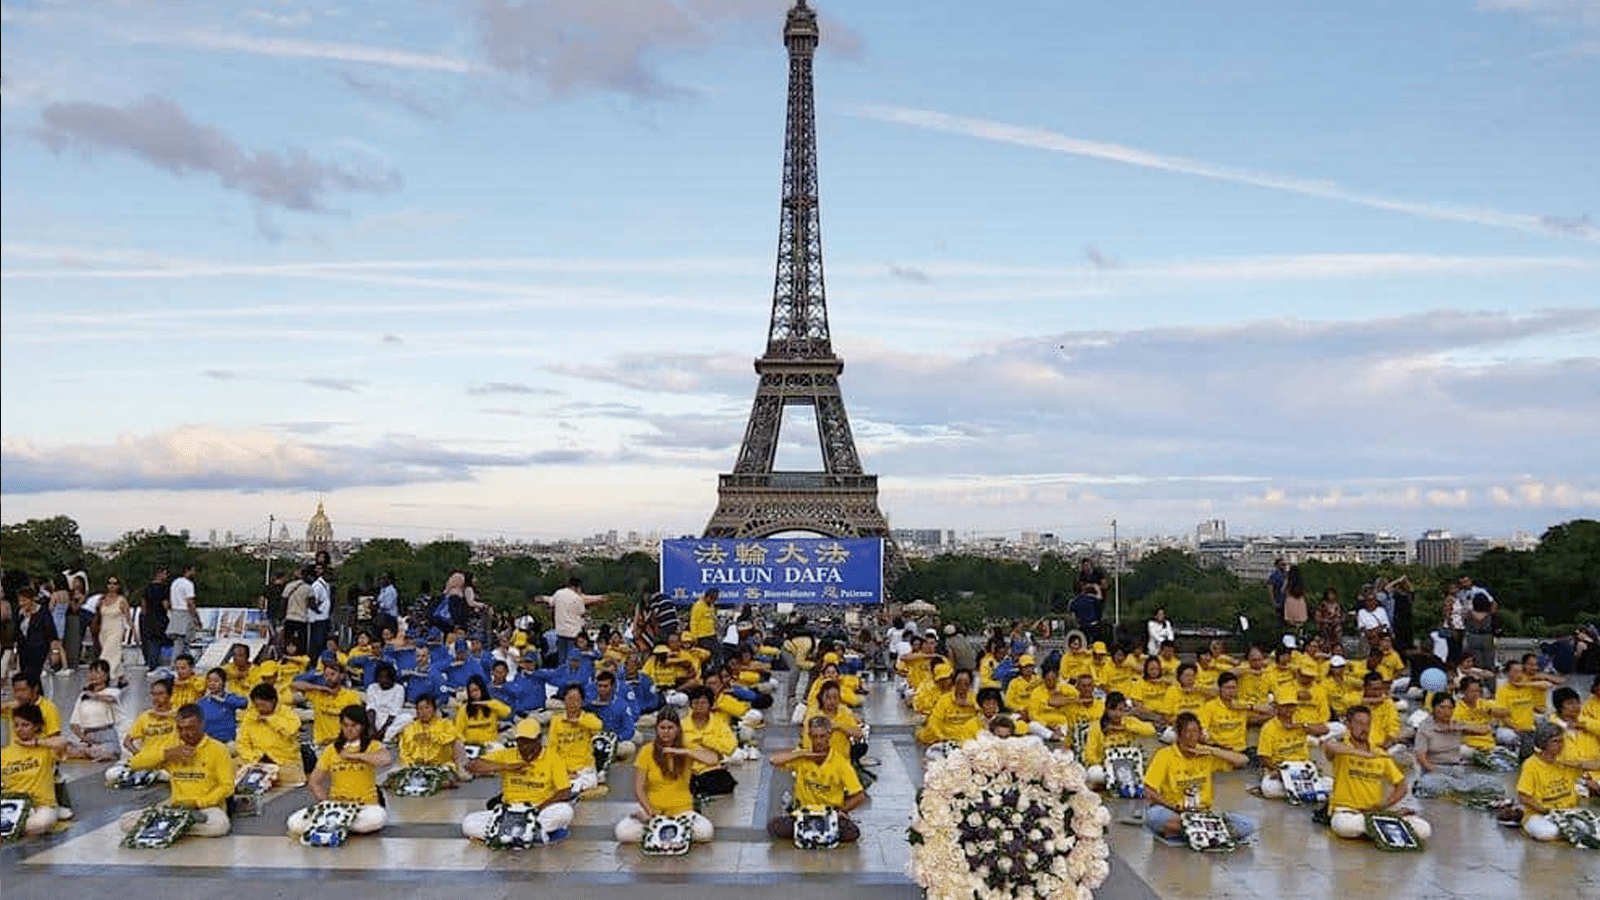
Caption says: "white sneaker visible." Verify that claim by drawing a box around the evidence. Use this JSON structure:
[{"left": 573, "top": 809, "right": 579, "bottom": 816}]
[{"left": 58, "top": 807, "right": 74, "bottom": 821}]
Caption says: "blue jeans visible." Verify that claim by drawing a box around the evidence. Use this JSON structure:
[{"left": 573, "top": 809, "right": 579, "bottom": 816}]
[{"left": 1144, "top": 806, "right": 1257, "bottom": 841}]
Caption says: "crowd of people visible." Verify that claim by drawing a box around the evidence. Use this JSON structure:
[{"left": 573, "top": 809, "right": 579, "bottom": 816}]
[{"left": 4, "top": 557, "right": 1596, "bottom": 859}]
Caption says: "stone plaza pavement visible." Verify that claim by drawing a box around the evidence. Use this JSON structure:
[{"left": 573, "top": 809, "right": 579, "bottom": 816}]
[{"left": 2, "top": 664, "right": 1595, "bottom": 900}]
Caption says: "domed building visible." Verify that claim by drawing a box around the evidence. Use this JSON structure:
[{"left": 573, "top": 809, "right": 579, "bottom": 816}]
[{"left": 305, "top": 500, "right": 334, "bottom": 558}]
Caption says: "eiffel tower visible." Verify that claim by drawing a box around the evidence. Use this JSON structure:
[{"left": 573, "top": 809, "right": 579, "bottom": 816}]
[{"left": 705, "top": 1, "right": 901, "bottom": 570}]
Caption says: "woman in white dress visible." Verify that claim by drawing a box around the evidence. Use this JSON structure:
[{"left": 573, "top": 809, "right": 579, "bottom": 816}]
[{"left": 95, "top": 577, "right": 132, "bottom": 683}]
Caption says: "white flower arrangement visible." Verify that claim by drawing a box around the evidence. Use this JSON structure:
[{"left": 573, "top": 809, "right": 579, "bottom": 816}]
[{"left": 909, "top": 735, "right": 1111, "bottom": 900}]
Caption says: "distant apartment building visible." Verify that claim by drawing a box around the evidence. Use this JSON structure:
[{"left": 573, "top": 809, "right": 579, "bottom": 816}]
[
  {"left": 1199, "top": 531, "right": 1409, "bottom": 579},
  {"left": 1195, "top": 519, "right": 1227, "bottom": 545},
  {"left": 892, "top": 528, "right": 946, "bottom": 550},
  {"left": 1416, "top": 530, "right": 1463, "bottom": 567}
]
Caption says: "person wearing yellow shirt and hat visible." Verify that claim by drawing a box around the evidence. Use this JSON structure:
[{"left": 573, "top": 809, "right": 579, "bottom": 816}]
[
  {"left": 1142, "top": 712, "right": 1255, "bottom": 842},
  {"left": 1323, "top": 705, "right": 1430, "bottom": 841},
  {"left": 1004, "top": 654, "right": 1041, "bottom": 713},
  {"left": 120, "top": 704, "right": 236, "bottom": 838},
  {"left": 1088, "top": 642, "right": 1117, "bottom": 690},
  {"left": 287, "top": 704, "right": 391, "bottom": 840},
  {"left": 3, "top": 704, "right": 70, "bottom": 837},
  {"left": 1517, "top": 720, "right": 1600, "bottom": 841},
  {"left": 1258, "top": 697, "right": 1331, "bottom": 801},
  {"left": 465, "top": 716, "right": 577, "bottom": 843}
]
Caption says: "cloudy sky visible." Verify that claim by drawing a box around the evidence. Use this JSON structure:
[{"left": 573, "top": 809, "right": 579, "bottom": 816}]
[{"left": 3, "top": 0, "right": 1597, "bottom": 546}]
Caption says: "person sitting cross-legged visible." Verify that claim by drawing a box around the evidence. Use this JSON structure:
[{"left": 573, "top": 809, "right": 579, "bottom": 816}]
[
  {"left": 615, "top": 709, "right": 720, "bottom": 845},
  {"left": 1323, "top": 704, "right": 1431, "bottom": 841},
  {"left": 1517, "top": 720, "right": 1600, "bottom": 841},
  {"left": 3, "top": 704, "right": 70, "bottom": 837},
  {"left": 1141, "top": 711, "right": 1255, "bottom": 843},
  {"left": 119, "top": 703, "right": 236, "bottom": 838},
  {"left": 766, "top": 715, "right": 867, "bottom": 844},
  {"left": 286, "top": 704, "right": 391, "bottom": 840},
  {"left": 463, "top": 718, "right": 576, "bottom": 844}
]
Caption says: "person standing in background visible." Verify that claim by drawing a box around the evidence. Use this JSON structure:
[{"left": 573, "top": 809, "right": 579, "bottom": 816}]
[
  {"left": 166, "top": 564, "right": 198, "bottom": 655},
  {"left": 1266, "top": 558, "right": 1288, "bottom": 626},
  {"left": 140, "top": 567, "right": 170, "bottom": 670}
]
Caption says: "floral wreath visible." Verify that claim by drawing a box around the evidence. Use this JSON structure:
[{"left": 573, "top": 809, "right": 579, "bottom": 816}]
[{"left": 909, "top": 735, "right": 1110, "bottom": 900}]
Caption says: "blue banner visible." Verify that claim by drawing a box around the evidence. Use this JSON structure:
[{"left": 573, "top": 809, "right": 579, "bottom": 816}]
[{"left": 659, "top": 538, "right": 884, "bottom": 605}]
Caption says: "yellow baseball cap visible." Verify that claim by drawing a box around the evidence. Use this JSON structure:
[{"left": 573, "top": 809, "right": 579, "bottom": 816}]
[
  {"left": 1091, "top": 641, "right": 1109, "bottom": 655},
  {"left": 1017, "top": 654, "right": 1036, "bottom": 667},
  {"left": 513, "top": 718, "right": 542, "bottom": 741},
  {"left": 822, "top": 652, "right": 841, "bottom": 664}
]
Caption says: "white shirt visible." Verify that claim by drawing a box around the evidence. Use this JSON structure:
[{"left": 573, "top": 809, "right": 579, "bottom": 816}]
[
  {"left": 82, "top": 592, "right": 103, "bottom": 615},
  {"left": 1356, "top": 606, "right": 1391, "bottom": 634},
  {"left": 1146, "top": 619, "right": 1175, "bottom": 657},
  {"left": 169, "top": 576, "right": 196, "bottom": 613},
  {"left": 551, "top": 587, "right": 585, "bottom": 638},
  {"left": 70, "top": 685, "right": 122, "bottom": 730},
  {"left": 308, "top": 578, "right": 332, "bottom": 623},
  {"left": 364, "top": 682, "right": 406, "bottom": 720}
]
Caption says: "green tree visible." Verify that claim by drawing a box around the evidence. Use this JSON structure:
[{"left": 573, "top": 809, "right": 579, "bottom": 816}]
[{"left": 1, "top": 515, "right": 87, "bottom": 585}]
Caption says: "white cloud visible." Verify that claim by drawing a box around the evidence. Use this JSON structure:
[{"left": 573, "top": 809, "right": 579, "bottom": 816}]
[
  {"left": 132, "top": 29, "right": 476, "bottom": 73},
  {"left": 848, "top": 105, "right": 1600, "bottom": 242}
]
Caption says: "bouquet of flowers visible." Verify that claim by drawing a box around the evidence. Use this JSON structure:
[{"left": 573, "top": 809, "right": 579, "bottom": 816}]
[{"left": 909, "top": 736, "right": 1110, "bottom": 900}]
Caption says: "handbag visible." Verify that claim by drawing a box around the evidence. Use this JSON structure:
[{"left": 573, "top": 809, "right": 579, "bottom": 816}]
[
  {"left": 690, "top": 767, "right": 737, "bottom": 797},
  {"left": 641, "top": 813, "right": 694, "bottom": 856},
  {"left": 792, "top": 806, "right": 841, "bottom": 850}
]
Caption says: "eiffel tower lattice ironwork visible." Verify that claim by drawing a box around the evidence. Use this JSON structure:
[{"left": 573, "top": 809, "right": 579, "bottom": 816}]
[{"left": 704, "top": 1, "right": 901, "bottom": 571}]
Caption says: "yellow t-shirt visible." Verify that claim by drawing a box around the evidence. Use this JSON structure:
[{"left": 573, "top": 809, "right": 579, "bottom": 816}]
[
  {"left": 922, "top": 692, "right": 983, "bottom": 744},
  {"left": 1027, "top": 684, "right": 1071, "bottom": 728},
  {"left": 1063, "top": 697, "right": 1106, "bottom": 735},
  {"left": 235, "top": 706, "right": 301, "bottom": 766},
  {"left": 170, "top": 674, "right": 205, "bottom": 709},
  {"left": 1327, "top": 746, "right": 1403, "bottom": 812},
  {"left": 1101, "top": 716, "right": 1157, "bottom": 750},
  {"left": 1059, "top": 651, "right": 1095, "bottom": 681},
  {"left": 398, "top": 717, "right": 460, "bottom": 767},
  {"left": 1257, "top": 718, "right": 1311, "bottom": 766},
  {"left": 680, "top": 713, "right": 737, "bottom": 771},
  {"left": 482, "top": 745, "right": 570, "bottom": 806},
  {"left": 1143, "top": 745, "right": 1227, "bottom": 811},
  {"left": 801, "top": 705, "right": 859, "bottom": 758},
  {"left": 127, "top": 709, "right": 179, "bottom": 749},
  {"left": 548, "top": 711, "right": 603, "bottom": 773},
  {"left": 318, "top": 739, "right": 382, "bottom": 805},
  {"left": 1236, "top": 668, "right": 1272, "bottom": 706},
  {"left": 1558, "top": 722, "right": 1600, "bottom": 766},
  {"left": 1163, "top": 686, "right": 1208, "bottom": 721},
  {"left": 1497, "top": 683, "right": 1547, "bottom": 732},
  {"left": 454, "top": 700, "right": 511, "bottom": 746},
  {"left": 1004, "top": 674, "right": 1039, "bottom": 713},
  {"left": 1516, "top": 755, "right": 1579, "bottom": 815},
  {"left": 1198, "top": 698, "right": 1249, "bottom": 752},
  {"left": 307, "top": 687, "right": 363, "bottom": 746},
  {"left": 132, "top": 736, "right": 235, "bottom": 809},
  {"left": 635, "top": 743, "right": 694, "bottom": 816},
  {"left": 2, "top": 741, "right": 61, "bottom": 806},
  {"left": 1131, "top": 679, "right": 1171, "bottom": 716},
  {"left": 1453, "top": 699, "right": 1499, "bottom": 751},
  {"left": 1290, "top": 683, "right": 1331, "bottom": 725},
  {"left": 785, "top": 750, "right": 864, "bottom": 810},
  {"left": 687, "top": 600, "right": 717, "bottom": 642}
]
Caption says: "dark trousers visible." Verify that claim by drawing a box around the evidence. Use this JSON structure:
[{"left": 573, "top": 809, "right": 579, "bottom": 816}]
[
  {"left": 766, "top": 812, "right": 860, "bottom": 843},
  {"left": 141, "top": 635, "right": 168, "bottom": 669},
  {"left": 309, "top": 620, "right": 331, "bottom": 656}
]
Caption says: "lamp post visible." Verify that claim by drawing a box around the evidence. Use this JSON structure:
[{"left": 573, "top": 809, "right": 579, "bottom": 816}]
[{"left": 265, "top": 514, "right": 274, "bottom": 585}]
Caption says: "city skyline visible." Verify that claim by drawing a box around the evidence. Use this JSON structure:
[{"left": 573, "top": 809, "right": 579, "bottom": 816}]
[{"left": 4, "top": 1, "right": 1598, "bottom": 544}]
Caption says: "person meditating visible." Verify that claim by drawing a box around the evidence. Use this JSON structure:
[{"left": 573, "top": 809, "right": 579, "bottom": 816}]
[
  {"left": 287, "top": 704, "right": 391, "bottom": 840},
  {"left": 121, "top": 704, "right": 236, "bottom": 838},
  {"left": 766, "top": 715, "right": 867, "bottom": 844},
  {"left": 1322, "top": 705, "right": 1431, "bottom": 841},
  {"left": 236, "top": 683, "right": 306, "bottom": 788},
  {"left": 1516, "top": 720, "right": 1600, "bottom": 841},
  {"left": 615, "top": 709, "right": 719, "bottom": 845},
  {"left": 463, "top": 718, "right": 576, "bottom": 844},
  {"left": 1141, "top": 711, "right": 1255, "bottom": 843},
  {"left": 3, "top": 704, "right": 70, "bottom": 837}
]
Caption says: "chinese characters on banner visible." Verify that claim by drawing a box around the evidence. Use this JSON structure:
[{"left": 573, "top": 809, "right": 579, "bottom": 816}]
[{"left": 659, "top": 538, "right": 884, "bottom": 605}]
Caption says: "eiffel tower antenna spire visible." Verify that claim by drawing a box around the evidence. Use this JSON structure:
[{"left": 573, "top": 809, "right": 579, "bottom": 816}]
[{"left": 705, "top": 2, "right": 903, "bottom": 577}]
